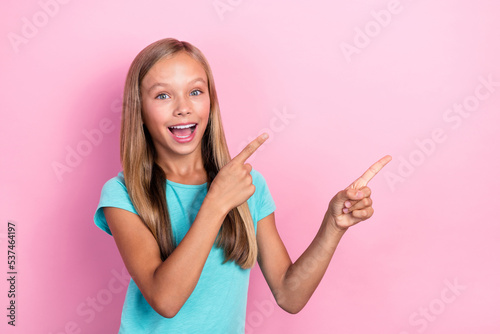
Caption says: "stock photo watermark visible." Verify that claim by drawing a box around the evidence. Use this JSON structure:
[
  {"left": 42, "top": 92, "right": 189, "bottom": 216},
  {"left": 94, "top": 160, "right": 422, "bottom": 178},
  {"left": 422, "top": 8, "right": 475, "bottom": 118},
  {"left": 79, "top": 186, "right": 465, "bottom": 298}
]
[
  {"left": 399, "top": 278, "right": 466, "bottom": 333},
  {"left": 212, "top": 0, "right": 244, "bottom": 21},
  {"left": 7, "top": 0, "right": 73, "bottom": 53},
  {"left": 5, "top": 221, "right": 18, "bottom": 327},
  {"left": 51, "top": 96, "right": 122, "bottom": 182},
  {"left": 244, "top": 236, "right": 333, "bottom": 332},
  {"left": 339, "top": 0, "right": 414, "bottom": 63},
  {"left": 384, "top": 73, "right": 499, "bottom": 191},
  {"left": 243, "top": 294, "right": 275, "bottom": 333},
  {"left": 237, "top": 106, "right": 295, "bottom": 162},
  {"left": 48, "top": 267, "right": 130, "bottom": 334}
]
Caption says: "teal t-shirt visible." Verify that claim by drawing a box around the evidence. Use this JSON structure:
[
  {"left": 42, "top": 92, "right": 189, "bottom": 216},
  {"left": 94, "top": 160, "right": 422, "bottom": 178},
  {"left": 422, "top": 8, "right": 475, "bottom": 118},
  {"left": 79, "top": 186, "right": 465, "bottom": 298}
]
[{"left": 94, "top": 169, "right": 276, "bottom": 333}]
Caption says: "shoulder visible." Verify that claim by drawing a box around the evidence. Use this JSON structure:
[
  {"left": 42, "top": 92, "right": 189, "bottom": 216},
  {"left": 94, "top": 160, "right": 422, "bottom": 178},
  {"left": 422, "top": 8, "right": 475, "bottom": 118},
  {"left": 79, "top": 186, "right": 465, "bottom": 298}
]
[
  {"left": 101, "top": 171, "right": 127, "bottom": 194},
  {"left": 100, "top": 172, "right": 138, "bottom": 203},
  {"left": 248, "top": 169, "right": 276, "bottom": 224},
  {"left": 99, "top": 172, "right": 135, "bottom": 208},
  {"left": 249, "top": 169, "right": 272, "bottom": 202},
  {"left": 250, "top": 169, "right": 266, "bottom": 186},
  {"left": 249, "top": 168, "right": 272, "bottom": 197},
  {"left": 95, "top": 171, "right": 138, "bottom": 235}
]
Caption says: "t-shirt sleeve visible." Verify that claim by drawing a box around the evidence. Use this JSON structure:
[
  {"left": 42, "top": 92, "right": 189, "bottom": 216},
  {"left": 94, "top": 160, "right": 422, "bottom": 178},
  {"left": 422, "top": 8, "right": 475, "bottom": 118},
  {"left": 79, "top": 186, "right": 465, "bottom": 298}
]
[
  {"left": 94, "top": 174, "right": 138, "bottom": 236},
  {"left": 250, "top": 170, "right": 276, "bottom": 223}
]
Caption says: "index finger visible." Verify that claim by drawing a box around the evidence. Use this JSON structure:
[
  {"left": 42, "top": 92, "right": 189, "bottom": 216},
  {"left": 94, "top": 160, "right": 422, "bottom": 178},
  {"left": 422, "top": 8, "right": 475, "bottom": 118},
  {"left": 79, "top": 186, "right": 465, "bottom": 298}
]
[
  {"left": 350, "top": 155, "right": 392, "bottom": 188},
  {"left": 233, "top": 133, "right": 269, "bottom": 164}
]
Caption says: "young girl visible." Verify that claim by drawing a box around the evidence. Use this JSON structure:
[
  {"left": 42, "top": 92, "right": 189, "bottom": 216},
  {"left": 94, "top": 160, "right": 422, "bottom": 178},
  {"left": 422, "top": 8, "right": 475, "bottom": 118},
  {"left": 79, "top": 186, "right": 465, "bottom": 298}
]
[{"left": 94, "top": 38, "right": 391, "bottom": 333}]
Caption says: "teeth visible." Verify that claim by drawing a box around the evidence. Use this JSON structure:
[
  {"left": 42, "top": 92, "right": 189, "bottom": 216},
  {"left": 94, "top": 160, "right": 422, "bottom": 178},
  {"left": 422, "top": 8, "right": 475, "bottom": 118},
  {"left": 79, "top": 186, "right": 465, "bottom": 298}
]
[{"left": 169, "top": 124, "right": 196, "bottom": 129}]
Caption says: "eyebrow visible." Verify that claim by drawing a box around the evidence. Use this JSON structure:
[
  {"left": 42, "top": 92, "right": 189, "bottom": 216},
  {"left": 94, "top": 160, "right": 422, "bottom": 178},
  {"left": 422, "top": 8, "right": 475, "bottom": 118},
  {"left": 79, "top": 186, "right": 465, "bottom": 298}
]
[{"left": 146, "top": 77, "right": 207, "bottom": 93}]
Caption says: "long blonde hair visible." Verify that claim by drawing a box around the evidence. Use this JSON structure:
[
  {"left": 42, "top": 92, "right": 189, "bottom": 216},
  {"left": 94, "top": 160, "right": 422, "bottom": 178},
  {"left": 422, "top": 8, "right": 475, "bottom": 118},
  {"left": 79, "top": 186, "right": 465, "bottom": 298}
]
[{"left": 120, "top": 38, "right": 257, "bottom": 269}]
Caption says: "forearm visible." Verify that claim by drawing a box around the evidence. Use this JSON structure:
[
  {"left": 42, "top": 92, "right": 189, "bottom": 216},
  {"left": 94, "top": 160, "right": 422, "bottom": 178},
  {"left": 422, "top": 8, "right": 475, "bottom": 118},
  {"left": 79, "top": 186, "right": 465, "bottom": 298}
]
[
  {"left": 277, "top": 212, "right": 347, "bottom": 314},
  {"left": 151, "top": 197, "right": 226, "bottom": 317}
]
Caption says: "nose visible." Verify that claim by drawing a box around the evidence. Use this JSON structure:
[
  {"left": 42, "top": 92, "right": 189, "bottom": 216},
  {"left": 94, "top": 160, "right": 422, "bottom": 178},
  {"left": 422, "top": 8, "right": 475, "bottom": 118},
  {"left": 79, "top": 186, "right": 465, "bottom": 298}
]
[{"left": 174, "top": 95, "right": 191, "bottom": 116}]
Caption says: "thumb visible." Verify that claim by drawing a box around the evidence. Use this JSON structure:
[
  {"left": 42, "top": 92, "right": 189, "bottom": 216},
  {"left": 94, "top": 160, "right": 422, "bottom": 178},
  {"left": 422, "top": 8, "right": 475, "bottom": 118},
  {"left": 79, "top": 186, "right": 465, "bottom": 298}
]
[{"left": 329, "top": 188, "right": 364, "bottom": 217}]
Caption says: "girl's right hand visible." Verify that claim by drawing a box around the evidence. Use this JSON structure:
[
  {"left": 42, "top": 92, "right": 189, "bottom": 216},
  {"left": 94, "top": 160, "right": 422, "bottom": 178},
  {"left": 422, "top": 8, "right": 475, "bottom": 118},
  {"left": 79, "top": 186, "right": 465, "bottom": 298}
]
[{"left": 206, "top": 133, "right": 268, "bottom": 215}]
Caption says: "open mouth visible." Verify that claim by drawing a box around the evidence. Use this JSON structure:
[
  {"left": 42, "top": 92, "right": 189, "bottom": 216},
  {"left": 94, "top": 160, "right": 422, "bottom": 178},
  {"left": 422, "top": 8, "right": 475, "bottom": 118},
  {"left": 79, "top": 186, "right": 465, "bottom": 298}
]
[{"left": 168, "top": 123, "right": 197, "bottom": 139}]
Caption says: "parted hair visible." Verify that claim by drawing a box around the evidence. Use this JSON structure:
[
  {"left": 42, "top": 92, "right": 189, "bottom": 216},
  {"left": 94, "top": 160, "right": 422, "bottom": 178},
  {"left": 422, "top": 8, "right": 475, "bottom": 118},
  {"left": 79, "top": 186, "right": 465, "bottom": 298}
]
[{"left": 120, "top": 38, "right": 257, "bottom": 269}]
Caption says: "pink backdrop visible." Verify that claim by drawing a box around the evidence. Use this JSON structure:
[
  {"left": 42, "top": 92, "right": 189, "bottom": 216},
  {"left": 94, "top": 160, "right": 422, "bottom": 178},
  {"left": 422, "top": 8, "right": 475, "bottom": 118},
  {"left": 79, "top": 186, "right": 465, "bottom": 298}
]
[{"left": 2, "top": 0, "right": 499, "bottom": 333}]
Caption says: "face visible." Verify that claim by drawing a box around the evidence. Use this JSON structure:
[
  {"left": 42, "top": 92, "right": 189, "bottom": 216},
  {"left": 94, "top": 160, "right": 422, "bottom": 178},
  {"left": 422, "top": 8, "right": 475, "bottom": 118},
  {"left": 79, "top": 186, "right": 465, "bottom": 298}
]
[{"left": 140, "top": 51, "right": 211, "bottom": 161}]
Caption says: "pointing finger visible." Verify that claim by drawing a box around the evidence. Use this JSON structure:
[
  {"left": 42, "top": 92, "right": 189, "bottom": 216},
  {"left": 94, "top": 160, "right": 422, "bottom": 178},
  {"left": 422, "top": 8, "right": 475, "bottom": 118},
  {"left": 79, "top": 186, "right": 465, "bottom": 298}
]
[
  {"left": 233, "top": 133, "right": 269, "bottom": 164},
  {"left": 350, "top": 155, "right": 392, "bottom": 188}
]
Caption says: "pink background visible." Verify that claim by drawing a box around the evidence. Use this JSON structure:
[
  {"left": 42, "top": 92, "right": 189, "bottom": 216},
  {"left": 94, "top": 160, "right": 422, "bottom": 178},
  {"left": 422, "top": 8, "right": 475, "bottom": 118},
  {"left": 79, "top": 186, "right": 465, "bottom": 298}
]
[{"left": 1, "top": 0, "right": 499, "bottom": 333}]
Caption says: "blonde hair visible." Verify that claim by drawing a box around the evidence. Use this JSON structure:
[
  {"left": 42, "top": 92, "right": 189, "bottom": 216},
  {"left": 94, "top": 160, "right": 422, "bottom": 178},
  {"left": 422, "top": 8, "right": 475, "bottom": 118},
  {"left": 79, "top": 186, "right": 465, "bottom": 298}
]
[{"left": 120, "top": 38, "right": 257, "bottom": 269}]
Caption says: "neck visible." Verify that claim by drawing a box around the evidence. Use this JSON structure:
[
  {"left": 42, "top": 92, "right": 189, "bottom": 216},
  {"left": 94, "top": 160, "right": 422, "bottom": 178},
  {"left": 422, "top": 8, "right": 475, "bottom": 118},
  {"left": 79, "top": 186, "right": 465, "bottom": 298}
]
[{"left": 156, "top": 146, "right": 207, "bottom": 185}]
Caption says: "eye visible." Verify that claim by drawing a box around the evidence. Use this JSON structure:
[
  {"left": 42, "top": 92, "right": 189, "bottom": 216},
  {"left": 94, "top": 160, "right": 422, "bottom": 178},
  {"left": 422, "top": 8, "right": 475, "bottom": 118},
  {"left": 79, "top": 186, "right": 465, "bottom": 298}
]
[
  {"left": 190, "top": 89, "right": 202, "bottom": 96},
  {"left": 156, "top": 93, "right": 170, "bottom": 100}
]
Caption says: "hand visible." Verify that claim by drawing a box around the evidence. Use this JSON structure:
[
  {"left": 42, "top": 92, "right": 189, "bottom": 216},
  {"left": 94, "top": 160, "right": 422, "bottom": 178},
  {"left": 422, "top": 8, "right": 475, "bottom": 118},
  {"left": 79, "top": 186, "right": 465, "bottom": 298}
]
[
  {"left": 206, "top": 133, "right": 268, "bottom": 215},
  {"left": 327, "top": 155, "right": 392, "bottom": 231}
]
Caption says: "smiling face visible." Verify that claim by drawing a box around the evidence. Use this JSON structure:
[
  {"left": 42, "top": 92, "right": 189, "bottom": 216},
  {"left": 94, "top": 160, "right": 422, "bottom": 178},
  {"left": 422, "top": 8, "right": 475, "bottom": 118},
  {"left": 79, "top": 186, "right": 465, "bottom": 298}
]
[{"left": 140, "top": 51, "right": 211, "bottom": 162}]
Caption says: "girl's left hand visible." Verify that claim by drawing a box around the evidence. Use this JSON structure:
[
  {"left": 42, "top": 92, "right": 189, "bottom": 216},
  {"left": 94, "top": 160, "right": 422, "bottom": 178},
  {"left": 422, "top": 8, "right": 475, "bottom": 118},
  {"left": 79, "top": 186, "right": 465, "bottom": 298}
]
[{"left": 327, "top": 155, "right": 392, "bottom": 231}]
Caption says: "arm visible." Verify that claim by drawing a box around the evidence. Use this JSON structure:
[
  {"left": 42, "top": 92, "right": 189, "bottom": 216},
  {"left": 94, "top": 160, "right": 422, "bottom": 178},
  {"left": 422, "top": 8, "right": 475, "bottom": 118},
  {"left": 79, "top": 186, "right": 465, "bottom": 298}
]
[
  {"left": 257, "top": 155, "right": 392, "bottom": 314},
  {"left": 104, "top": 134, "right": 268, "bottom": 318},
  {"left": 257, "top": 211, "right": 346, "bottom": 314},
  {"left": 104, "top": 197, "right": 225, "bottom": 318}
]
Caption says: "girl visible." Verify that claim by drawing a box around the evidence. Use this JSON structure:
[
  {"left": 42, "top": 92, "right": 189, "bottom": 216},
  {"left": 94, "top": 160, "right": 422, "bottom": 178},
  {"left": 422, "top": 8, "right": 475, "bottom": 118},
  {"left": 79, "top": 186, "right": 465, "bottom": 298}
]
[{"left": 94, "top": 38, "right": 391, "bottom": 333}]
